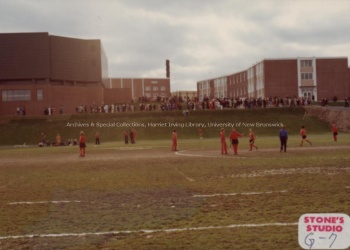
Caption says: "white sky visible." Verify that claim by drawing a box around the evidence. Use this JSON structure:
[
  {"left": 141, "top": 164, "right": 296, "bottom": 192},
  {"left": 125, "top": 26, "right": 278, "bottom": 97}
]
[{"left": 1, "top": 0, "right": 350, "bottom": 91}]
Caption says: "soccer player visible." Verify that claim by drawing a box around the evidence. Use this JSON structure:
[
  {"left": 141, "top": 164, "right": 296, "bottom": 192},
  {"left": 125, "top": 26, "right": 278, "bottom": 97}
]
[
  {"left": 220, "top": 128, "right": 228, "bottom": 155},
  {"left": 248, "top": 128, "right": 258, "bottom": 151},
  {"left": 198, "top": 128, "right": 203, "bottom": 140},
  {"left": 229, "top": 128, "right": 244, "bottom": 155},
  {"left": 332, "top": 123, "right": 338, "bottom": 141},
  {"left": 300, "top": 125, "right": 312, "bottom": 146},
  {"left": 79, "top": 131, "right": 86, "bottom": 157},
  {"left": 95, "top": 131, "right": 100, "bottom": 145},
  {"left": 172, "top": 129, "right": 178, "bottom": 151}
]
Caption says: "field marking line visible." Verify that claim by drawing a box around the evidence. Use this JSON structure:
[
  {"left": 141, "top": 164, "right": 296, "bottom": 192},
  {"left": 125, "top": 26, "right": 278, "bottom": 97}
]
[
  {"left": 8, "top": 200, "right": 82, "bottom": 205},
  {"left": 173, "top": 166, "right": 195, "bottom": 182},
  {"left": 175, "top": 150, "right": 246, "bottom": 158},
  {"left": 192, "top": 190, "right": 288, "bottom": 198},
  {"left": 0, "top": 222, "right": 298, "bottom": 240}
]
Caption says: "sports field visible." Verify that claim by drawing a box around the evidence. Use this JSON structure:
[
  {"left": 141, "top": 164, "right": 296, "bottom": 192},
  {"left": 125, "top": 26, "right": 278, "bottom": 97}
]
[{"left": 0, "top": 134, "right": 349, "bottom": 249}]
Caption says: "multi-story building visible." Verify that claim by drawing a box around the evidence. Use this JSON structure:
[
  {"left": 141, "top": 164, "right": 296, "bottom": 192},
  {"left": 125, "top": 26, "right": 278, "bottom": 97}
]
[
  {"left": 197, "top": 57, "right": 350, "bottom": 101},
  {"left": 0, "top": 32, "right": 170, "bottom": 116},
  {"left": 107, "top": 78, "right": 170, "bottom": 102}
]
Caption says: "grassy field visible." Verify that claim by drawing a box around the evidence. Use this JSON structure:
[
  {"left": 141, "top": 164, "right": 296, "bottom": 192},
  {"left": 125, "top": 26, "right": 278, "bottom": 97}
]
[
  {"left": 0, "top": 134, "right": 349, "bottom": 249},
  {"left": 0, "top": 107, "right": 349, "bottom": 249}
]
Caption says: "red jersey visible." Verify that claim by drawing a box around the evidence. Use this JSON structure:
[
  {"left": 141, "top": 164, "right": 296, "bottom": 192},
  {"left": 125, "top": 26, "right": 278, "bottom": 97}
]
[
  {"left": 220, "top": 131, "right": 226, "bottom": 142},
  {"left": 79, "top": 135, "right": 86, "bottom": 143},
  {"left": 229, "top": 131, "right": 243, "bottom": 140},
  {"left": 172, "top": 132, "right": 177, "bottom": 141},
  {"left": 249, "top": 132, "right": 255, "bottom": 140},
  {"left": 332, "top": 125, "right": 338, "bottom": 133},
  {"left": 300, "top": 128, "right": 307, "bottom": 136}
]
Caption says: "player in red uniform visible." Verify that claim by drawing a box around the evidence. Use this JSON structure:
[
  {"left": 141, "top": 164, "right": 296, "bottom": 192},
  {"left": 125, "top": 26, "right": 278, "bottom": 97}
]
[
  {"left": 332, "top": 123, "right": 338, "bottom": 141},
  {"left": 229, "top": 128, "right": 244, "bottom": 155},
  {"left": 220, "top": 128, "right": 228, "bottom": 155},
  {"left": 198, "top": 128, "right": 203, "bottom": 140},
  {"left": 79, "top": 131, "right": 86, "bottom": 157},
  {"left": 172, "top": 129, "right": 178, "bottom": 151},
  {"left": 300, "top": 126, "right": 312, "bottom": 146},
  {"left": 248, "top": 129, "right": 258, "bottom": 151}
]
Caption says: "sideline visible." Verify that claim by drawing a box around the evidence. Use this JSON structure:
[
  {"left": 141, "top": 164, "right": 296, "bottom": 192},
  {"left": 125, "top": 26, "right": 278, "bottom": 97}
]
[
  {"left": 193, "top": 190, "right": 288, "bottom": 198},
  {"left": 175, "top": 149, "right": 247, "bottom": 158},
  {"left": 0, "top": 222, "right": 298, "bottom": 240},
  {"left": 175, "top": 145, "right": 350, "bottom": 158},
  {"left": 8, "top": 200, "right": 82, "bottom": 205}
]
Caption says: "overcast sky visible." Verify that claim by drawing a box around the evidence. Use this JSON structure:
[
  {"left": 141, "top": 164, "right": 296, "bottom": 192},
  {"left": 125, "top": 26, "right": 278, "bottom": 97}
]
[{"left": 1, "top": 0, "right": 350, "bottom": 91}]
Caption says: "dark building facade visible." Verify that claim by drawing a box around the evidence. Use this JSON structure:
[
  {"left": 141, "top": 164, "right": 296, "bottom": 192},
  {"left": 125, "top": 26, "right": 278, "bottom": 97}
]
[{"left": 0, "top": 32, "right": 170, "bottom": 116}]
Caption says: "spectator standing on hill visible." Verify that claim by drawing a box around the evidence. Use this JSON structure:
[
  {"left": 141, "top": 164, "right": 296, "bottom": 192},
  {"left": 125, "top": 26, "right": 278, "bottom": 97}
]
[
  {"left": 95, "top": 131, "right": 100, "bottom": 145},
  {"left": 123, "top": 130, "right": 129, "bottom": 144},
  {"left": 248, "top": 129, "right": 258, "bottom": 151},
  {"left": 229, "top": 128, "right": 244, "bottom": 155},
  {"left": 129, "top": 129, "right": 135, "bottom": 144},
  {"left": 332, "top": 123, "right": 338, "bottom": 142},
  {"left": 279, "top": 126, "right": 288, "bottom": 152},
  {"left": 56, "top": 133, "right": 61, "bottom": 146},
  {"left": 220, "top": 128, "right": 228, "bottom": 155},
  {"left": 300, "top": 126, "right": 312, "bottom": 146},
  {"left": 172, "top": 129, "right": 178, "bottom": 151},
  {"left": 132, "top": 128, "right": 137, "bottom": 143},
  {"left": 79, "top": 131, "right": 86, "bottom": 157}
]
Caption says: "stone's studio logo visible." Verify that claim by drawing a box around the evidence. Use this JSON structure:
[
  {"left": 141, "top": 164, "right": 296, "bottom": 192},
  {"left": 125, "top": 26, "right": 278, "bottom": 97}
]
[{"left": 298, "top": 213, "right": 350, "bottom": 249}]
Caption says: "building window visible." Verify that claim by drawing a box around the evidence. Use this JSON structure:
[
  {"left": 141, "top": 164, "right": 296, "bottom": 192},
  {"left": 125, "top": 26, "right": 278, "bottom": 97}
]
[
  {"left": 161, "top": 86, "right": 166, "bottom": 91},
  {"left": 301, "top": 73, "right": 313, "bottom": 80},
  {"left": 2, "top": 90, "right": 31, "bottom": 102},
  {"left": 37, "top": 89, "right": 43, "bottom": 101},
  {"left": 151, "top": 81, "right": 158, "bottom": 84},
  {"left": 301, "top": 60, "right": 312, "bottom": 67},
  {"left": 145, "top": 86, "right": 151, "bottom": 91},
  {"left": 153, "top": 86, "right": 158, "bottom": 91}
]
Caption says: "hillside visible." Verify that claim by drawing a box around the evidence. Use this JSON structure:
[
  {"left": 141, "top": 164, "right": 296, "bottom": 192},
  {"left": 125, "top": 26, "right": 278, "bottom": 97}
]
[
  {"left": 305, "top": 106, "right": 350, "bottom": 132},
  {"left": 0, "top": 107, "right": 331, "bottom": 146}
]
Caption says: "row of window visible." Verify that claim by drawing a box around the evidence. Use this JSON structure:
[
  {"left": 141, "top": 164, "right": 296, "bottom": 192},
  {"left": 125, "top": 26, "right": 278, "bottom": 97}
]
[
  {"left": 301, "top": 73, "right": 313, "bottom": 80},
  {"left": 145, "top": 86, "right": 166, "bottom": 91},
  {"left": 144, "top": 92, "right": 167, "bottom": 98},
  {"left": 300, "top": 60, "right": 313, "bottom": 67},
  {"left": 2, "top": 90, "right": 43, "bottom": 102},
  {"left": 2, "top": 88, "right": 169, "bottom": 102}
]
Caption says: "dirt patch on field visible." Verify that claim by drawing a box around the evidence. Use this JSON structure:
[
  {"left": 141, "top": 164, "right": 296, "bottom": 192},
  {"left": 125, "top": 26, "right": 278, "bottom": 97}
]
[{"left": 305, "top": 106, "right": 350, "bottom": 132}]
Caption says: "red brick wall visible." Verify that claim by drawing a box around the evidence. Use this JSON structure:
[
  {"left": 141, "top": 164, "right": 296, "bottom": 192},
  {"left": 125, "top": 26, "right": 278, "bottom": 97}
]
[
  {"left": 0, "top": 82, "right": 104, "bottom": 115},
  {"left": 316, "top": 58, "right": 349, "bottom": 100},
  {"left": 264, "top": 60, "right": 298, "bottom": 98},
  {"left": 50, "top": 35, "right": 102, "bottom": 82},
  {"left": 0, "top": 32, "right": 50, "bottom": 80},
  {"left": 109, "top": 78, "right": 170, "bottom": 100},
  {"left": 104, "top": 88, "right": 132, "bottom": 104}
]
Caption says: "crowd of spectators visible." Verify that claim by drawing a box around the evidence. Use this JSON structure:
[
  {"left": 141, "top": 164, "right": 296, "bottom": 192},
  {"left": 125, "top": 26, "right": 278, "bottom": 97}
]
[{"left": 38, "top": 95, "right": 349, "bottom": 116}]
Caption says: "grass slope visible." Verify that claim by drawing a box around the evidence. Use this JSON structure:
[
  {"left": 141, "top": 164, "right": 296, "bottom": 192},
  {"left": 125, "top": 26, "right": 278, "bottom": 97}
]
[{"left": 0, "top": 107, "right": 331, "bottom": 145}]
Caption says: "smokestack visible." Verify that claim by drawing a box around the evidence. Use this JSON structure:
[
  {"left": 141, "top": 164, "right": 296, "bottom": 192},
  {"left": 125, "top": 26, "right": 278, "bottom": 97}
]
[{"left": 166, "top": 59, "right": 170, "bottom": 78}]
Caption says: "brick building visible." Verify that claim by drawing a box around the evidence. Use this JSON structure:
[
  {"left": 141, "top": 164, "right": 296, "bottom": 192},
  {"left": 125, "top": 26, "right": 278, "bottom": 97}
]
[
  {"left": 197, "top": 57, "right": 350, "bottom": 101},
  {"left": 0, "top": 32, "right": 170, "bottom": 116},
  {"left": 107, "top": 78, "right": 170, "bottom": 102}
]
